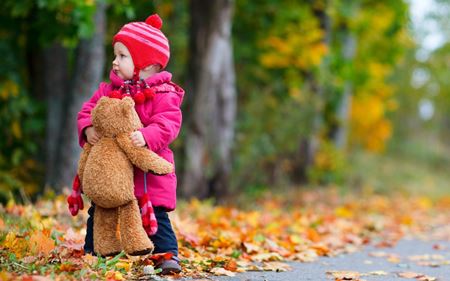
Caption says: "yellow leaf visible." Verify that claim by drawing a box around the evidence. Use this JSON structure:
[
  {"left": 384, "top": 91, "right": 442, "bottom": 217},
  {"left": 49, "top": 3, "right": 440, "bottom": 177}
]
[
  {"left": 335, "top": 206, "right": 353, "bottom": 218},
  {"left": 0, "top": 271, "right": 11, "bottom": 281},
  {"left": 3, "top": 232, "right": 28, "bottom": 258},
  {"left": 418, "top": 197, "right": 432, "bottom": 209},
  {"left": 251, "top": 253, "right": 283, "bottom": 262},
  {"left": 327, "top": 270, "right": 360, "bottom": 279},
  {"left": 12, "top": 121, "right": 22, "bottom": 139},
  {"left": 105, "top": 270, "right": 124, "bottom": 281},
  {"left": 115, "top": 261, "right": 132, "bottom": 272}
]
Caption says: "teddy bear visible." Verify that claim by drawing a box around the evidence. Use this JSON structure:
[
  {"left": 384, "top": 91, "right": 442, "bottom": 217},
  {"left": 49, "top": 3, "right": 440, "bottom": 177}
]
[{"left": 77, "top": 96, "right": 173, "bottom": 256}]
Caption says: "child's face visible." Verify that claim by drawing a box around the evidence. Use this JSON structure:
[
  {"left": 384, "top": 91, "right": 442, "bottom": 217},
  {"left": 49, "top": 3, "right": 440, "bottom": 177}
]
[{"left": 112, "top": 42, "right": 135, "bottom": 80}]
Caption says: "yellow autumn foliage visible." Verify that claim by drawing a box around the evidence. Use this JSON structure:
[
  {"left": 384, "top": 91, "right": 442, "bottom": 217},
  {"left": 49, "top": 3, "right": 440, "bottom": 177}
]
[
  {"left": 260, "top": 19, "right": 327, "bottom": 70},
  {"left": 347, "top": 4, "right": 403, "bottom": 153},
  {"left": 0, "top": 79, "right": 19, "bottom": 100},
  {"left": 350, "top": 94, "right": 393, "bottom": 152}
]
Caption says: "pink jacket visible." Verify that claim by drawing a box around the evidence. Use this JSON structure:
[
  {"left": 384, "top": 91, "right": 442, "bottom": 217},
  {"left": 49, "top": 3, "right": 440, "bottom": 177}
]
[{"left": 77, "top": 70, "right": 184, "bottom": 211}]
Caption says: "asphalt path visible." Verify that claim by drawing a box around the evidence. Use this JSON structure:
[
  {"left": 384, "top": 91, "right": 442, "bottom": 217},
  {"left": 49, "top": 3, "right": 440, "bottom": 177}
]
[{"left": 207, "top": 238, "right": 450, "bottom": 281}]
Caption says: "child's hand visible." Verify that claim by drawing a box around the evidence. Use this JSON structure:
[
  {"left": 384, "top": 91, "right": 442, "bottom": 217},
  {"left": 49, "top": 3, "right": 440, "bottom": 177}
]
[
  {"left": 86, "top": 126, "right": 101, "bottom": 145},
  {"left": 130, "top": 131, "right": 146, "bottom": 147}
]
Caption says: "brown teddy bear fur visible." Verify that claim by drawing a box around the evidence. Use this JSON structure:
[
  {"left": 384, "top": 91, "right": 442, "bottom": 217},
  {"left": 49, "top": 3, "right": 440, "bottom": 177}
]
[{"left": 78, "top": 96, "right": 174, "bottom": 256}]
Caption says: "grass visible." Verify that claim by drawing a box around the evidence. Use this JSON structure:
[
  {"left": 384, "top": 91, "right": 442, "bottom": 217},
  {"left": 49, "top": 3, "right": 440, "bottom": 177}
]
[{"left": 347, "top": 135, "right": 450, "bottom": 199}]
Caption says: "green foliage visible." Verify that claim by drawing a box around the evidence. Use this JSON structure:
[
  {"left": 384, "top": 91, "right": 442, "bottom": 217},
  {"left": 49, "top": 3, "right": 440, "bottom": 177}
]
[
  {"left": 308, "top": 140, "right": 347, "bottom": 184},
  {"left": 0, "top": 0, "right": 99, "bottom": 200},
  {"left": 0, "top": 44, "right": 45, "bottom": 202},
  {"left": 1, "top": 0, "right": 97, "bottom": 47}
]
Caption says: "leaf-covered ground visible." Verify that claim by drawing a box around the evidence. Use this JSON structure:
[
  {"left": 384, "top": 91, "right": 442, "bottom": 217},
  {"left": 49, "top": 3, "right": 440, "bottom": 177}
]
[{"left": 0, "top": 189, "right": 449, "bottom": 280}]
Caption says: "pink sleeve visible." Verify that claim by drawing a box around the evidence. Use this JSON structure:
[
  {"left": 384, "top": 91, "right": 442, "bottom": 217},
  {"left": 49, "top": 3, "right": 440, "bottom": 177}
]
[
  {"left": 77, "top": 83, "right": 109, "bottom": 147},
  {"left": 140, "top": 92, "right": 183, "bottom": 152}
]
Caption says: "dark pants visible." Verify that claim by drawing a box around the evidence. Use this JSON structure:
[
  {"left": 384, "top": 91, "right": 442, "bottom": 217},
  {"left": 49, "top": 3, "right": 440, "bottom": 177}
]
[{"left": 84, "top": 204, "right": 179, "bottom": 256}]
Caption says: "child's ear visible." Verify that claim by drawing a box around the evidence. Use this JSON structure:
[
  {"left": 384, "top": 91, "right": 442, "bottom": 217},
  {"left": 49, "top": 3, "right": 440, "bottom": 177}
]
[
  {"left": 143, "top": 64, "right": 161, "bottom": 72},
  {"left": 121, "top": 97, "right": 135, "bottom": 117}
]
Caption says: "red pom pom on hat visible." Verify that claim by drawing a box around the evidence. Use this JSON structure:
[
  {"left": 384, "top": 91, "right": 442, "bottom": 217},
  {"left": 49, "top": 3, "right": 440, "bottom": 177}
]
[
  {"left": 144, "top": 88, "right": 155, "bottom": 100},
  {"left": 145, "top": 14, "right": 163, "bottom": 29},
  {"left": 134, "top": 92, "right": 146, "bottom": 104}
]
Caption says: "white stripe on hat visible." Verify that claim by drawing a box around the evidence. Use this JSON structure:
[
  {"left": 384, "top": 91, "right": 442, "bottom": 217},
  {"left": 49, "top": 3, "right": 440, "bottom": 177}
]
[
  {"left": 118, "top": 30, "right": 170, "bottom": 57},
  {"left": 124, "top": 24, "right": 168, "bottom": 48}
]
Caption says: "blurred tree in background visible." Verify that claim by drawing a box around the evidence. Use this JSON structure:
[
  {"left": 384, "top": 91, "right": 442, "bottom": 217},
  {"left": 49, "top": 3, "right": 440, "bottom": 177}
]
[{"left": 0, "top": 0, "right": 448, "bottom": 202}]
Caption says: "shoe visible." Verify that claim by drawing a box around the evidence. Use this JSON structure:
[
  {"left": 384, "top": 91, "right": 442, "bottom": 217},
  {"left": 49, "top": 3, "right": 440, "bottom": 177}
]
[{"left": 157, "top": 257, "right": 182, "bottom": 275}]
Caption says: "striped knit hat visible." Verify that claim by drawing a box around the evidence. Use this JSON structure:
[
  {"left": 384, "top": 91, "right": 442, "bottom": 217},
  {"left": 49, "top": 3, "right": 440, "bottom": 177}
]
[{"left": 113, "top": 14, "right": 170, "bottom": 76}]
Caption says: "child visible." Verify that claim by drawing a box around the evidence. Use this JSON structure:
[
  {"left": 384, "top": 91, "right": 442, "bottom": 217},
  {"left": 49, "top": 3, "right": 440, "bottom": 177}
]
[{"left": 68, "top": 14, "right": 184, "bottom": 274}]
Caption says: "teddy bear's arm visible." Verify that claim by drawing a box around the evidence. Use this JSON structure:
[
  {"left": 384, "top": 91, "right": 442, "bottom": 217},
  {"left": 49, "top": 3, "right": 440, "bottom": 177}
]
[
  {"left": 116, "top": 133, "right": 174, "bottom": 175},
  {"left": 77, "top": 143, "right": 92, "bottom": 182}
]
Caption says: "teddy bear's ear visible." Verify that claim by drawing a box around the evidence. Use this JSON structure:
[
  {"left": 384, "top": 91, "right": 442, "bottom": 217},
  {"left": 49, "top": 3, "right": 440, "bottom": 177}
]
[
  {"left": 97, "top": 96, "right": 110, "bottom": 105},
  {"left": 121, "top": 97, "right": 135, "bottom": 117},
  {"left": 92, "top": 96, "right": 109, "bottom": 117}
]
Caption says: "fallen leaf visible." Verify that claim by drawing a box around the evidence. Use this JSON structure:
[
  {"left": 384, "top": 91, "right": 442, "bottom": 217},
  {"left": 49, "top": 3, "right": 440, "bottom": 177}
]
[
  {"left": 292, "top": 249, "right": 319, "bottom": 262},
  {"left": 432, "top": 244, "right": 446, "bottom": 250},
  {"left": 105, "top": 270, "right": 124, "bottom": 281},
  {"left": 251, "top": 252, "right": 283, "bottom": 262},
  {"left": 82, "top": 254, "right": 98, "bottom": 266},
  {"left": 223, "top": 260, "right": 238, "bottom": 272},
  {"left": 242, "top": 242, "right": 260, "bottom": 254},
  {"left": 210, "top": 267, "right": 236, "bottom": 276},
  {"left": 261, "top": 262, "right": 292, "bottom": 272},
  {"left": 327, "top": 270, "right": 360, "bottom": 280},
  {"left": 365, "top": 270, "right": 388, "bottom": 276},
  {"left": 59, "top": 262, "right": 78, "bottom": 272},
  {"left": 397, "top": 272, "right": 437, "bottom": 280},
  {"left": 306, "top": 228, "right": 321, "bottom": 242},
  {"left": 28, "top": 230, "right": 55, "bottom": 256},
  {"left": 115, "top": 261, "right": 132, "bottom": 272},
  {"left": 3, "top": 232, "right": 28, "bottom": 258}
]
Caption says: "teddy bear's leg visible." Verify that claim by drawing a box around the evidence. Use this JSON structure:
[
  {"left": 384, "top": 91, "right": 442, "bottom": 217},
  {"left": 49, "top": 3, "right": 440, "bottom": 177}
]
[
  {"left": 119, "top": 200, "right": 154, "bottom": 256},
  {"left": 94, "top": 206, "right": 122, "bottom": 256}
]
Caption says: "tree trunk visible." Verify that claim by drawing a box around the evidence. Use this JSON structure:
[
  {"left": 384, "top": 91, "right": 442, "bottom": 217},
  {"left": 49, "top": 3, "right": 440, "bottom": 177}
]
[
  {"left": 328, "top": 1, "right": 359, "bottom": 148},
  {"left": 43, "top": 43, "right": 69, "bottom": 189},
  {"left": 333, "top": 31, "right": 356, "bottom": 148},
  {"left": 182, "top": 0, "right": 236, "bottom": 200},
  {"left": 55, "top": 2, "right": 106, "bottom": 190},
  {"left": 292, "top": 1, "right": 331, "bottom": 183}
]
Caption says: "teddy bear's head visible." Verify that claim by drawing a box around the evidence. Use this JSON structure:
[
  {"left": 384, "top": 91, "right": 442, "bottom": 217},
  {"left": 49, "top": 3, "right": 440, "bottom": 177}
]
[{"left": 92, "top": 96, "right": 142, "bottom": 137}]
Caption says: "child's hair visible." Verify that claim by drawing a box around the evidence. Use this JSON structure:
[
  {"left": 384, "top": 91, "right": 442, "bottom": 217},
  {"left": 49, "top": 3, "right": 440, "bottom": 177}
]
[{"left": 113, "top": 14, "right": 170, "bottom": 78}]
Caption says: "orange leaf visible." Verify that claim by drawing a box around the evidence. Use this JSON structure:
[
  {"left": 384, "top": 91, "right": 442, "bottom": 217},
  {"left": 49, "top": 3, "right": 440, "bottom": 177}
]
[
  {"left": 59, "top": 263, "right": 78, "bottom": 272},
  {"left": 28, "top": 230, "right": 55, "bottom": 256},
  {"left": 306, "top": 228, "right": 321, "bottom": 242},
  {"left": 224, "top": 260, "right": 238, "bottom": 272}
]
